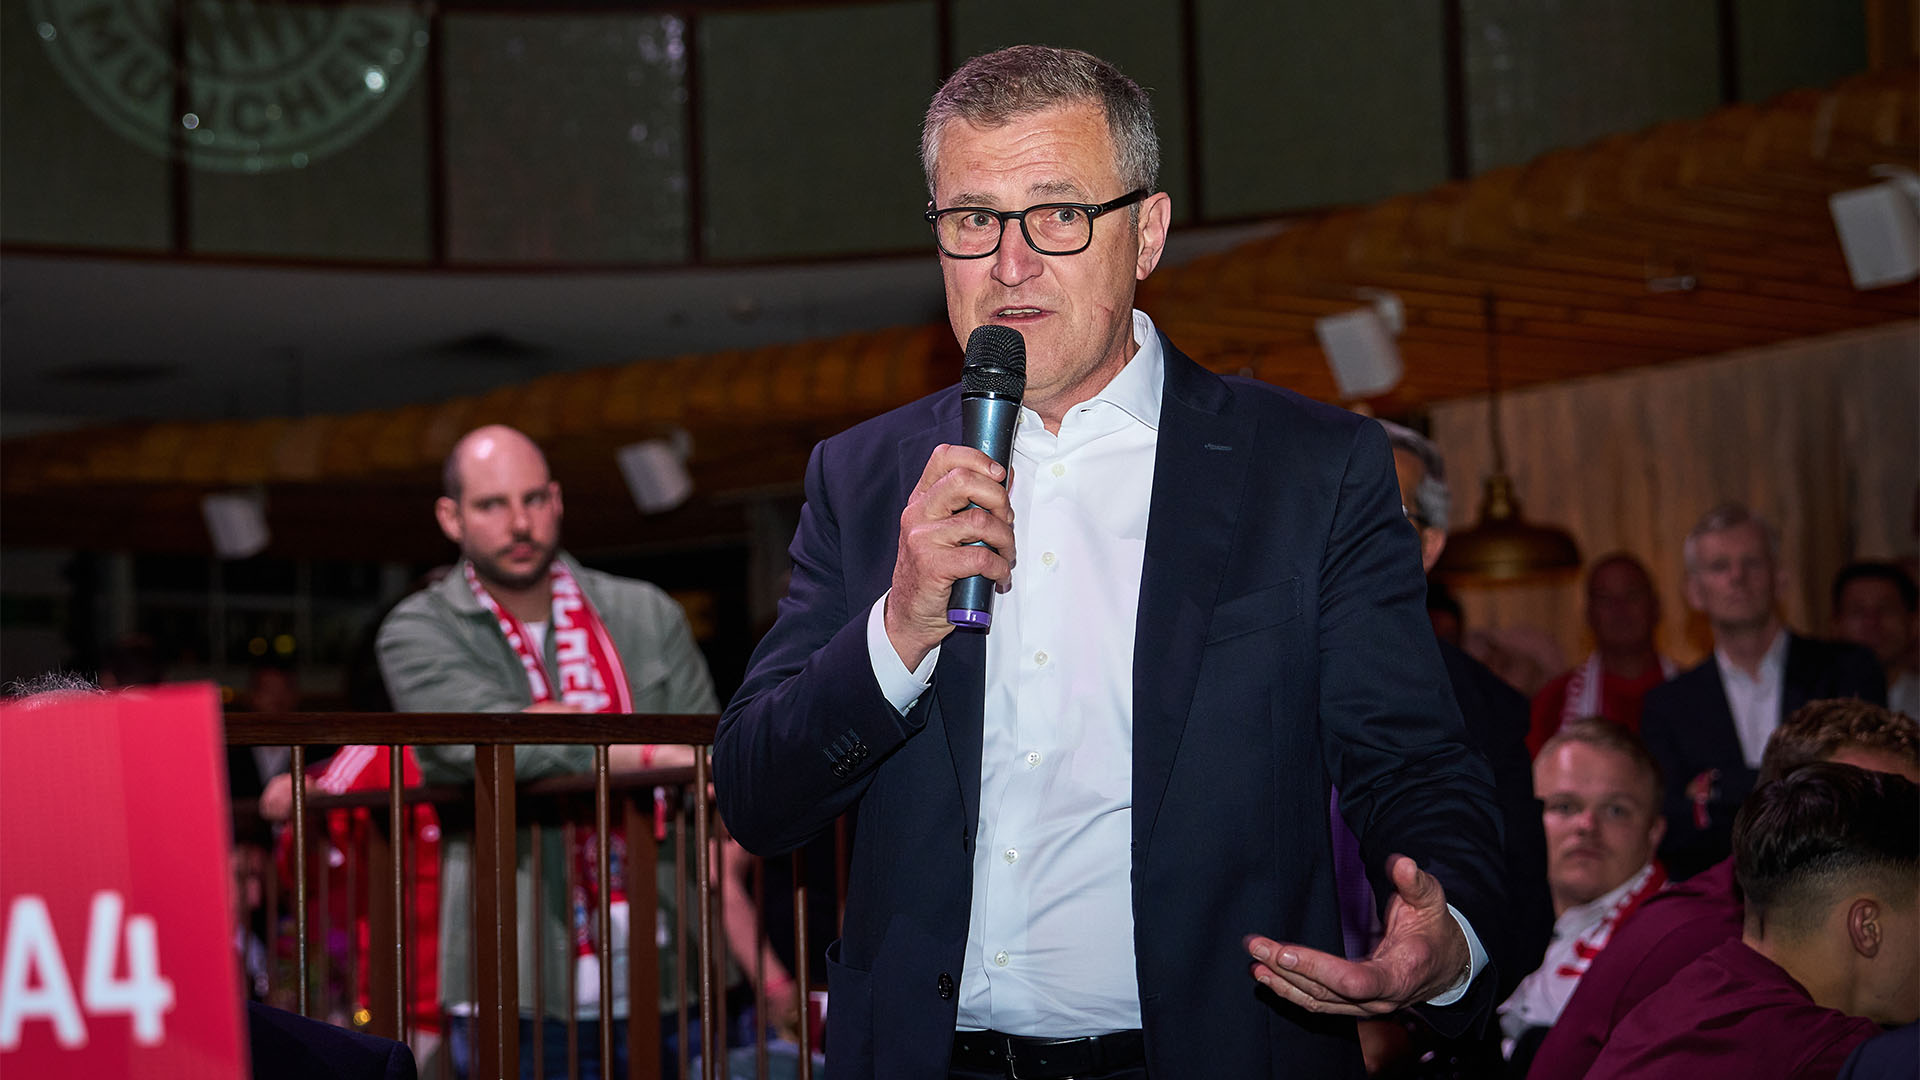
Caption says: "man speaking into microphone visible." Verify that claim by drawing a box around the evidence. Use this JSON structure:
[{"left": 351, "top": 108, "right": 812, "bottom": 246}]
[{"left": 715, "top": 45, "right": 1508, "bottom": 1080}]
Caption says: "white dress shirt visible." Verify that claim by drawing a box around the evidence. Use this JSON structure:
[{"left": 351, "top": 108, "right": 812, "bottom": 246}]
[
  {"left": 1889, "top": 671, "right": 1918, "bottom": 721},
  {"left": 1716, "top": 629, "right": 1790, "bottom": 769},
  {"left": 865, "top": 310, "right": 1484, "bottom": 1034}
]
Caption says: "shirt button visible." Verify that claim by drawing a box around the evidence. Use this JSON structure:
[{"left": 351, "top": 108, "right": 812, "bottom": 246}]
[
  {"left": 1033, "top": 650, "right": 1048, "bottom": 666},
  {"left": 1041, "top": 551, "right": 1056, "bottom": 566},
  {"left": 1003, "top": 847, "right": 1018, "bottom": 864},
  {"left": 994, "top": 951, "right": 1010, "bottom": 967},
  {"left": 1025, "top": 750, "right": 1041, "bottom": 768},
  {"left": 1050, "top": 463, "right": 1066, "bottom": 478}
]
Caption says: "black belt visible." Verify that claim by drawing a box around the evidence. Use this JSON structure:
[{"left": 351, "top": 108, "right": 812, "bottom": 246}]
[{"left": 950, "top": 1029, "right": 1146, "bottom": 1079}]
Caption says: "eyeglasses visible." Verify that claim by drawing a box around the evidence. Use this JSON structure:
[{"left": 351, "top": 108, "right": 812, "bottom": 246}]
[{"left": 925, "top": 188, "right": 1147, "bottom": 258}]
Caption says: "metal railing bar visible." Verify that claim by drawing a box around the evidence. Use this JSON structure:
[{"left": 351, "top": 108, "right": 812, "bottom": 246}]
[
  {"left": 694, "top": 754, "right": 716, "bottom": 1080},
  {"left": 674, "top": 798, "right": 690, "bottom": 1080},
  {"left": 793, "top": 846, "right": 811, "bottom": 1080},
  {"left": 291, "top": 743, "right": 310, "bottom": 1017},
  {"left": 594, "top": 746, "right": 615, "bottom": 1076},
  {"left": 565, "top": 821, "right": 580, "bottom": 1080},
  {"left": 391, "top": 746, "right": 408, "bottom": 1043},
  {"left": 531, "top": 820, "right": 545, "bottom": 1080},
  {"left": 753, "top": 856, "right": 767, "bottom": 1080}
]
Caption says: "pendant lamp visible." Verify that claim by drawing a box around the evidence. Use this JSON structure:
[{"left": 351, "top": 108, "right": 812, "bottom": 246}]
[{"left": 1433, "top": 293, "right": 1582, "bottom": 583}]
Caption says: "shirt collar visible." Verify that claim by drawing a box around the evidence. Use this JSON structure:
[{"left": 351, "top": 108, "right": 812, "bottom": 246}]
[
  {"left": 1020, "top": 309, "right": 1164, "bottom": 434},
  {"left": 1716, "top": 627, "right": 1789, "bottom": 684},
  {"left": 1555, "top": 860, "right": 1657, "bottom": 937},
  {"left": 1090, "top": 309, "right": 1165, "bottom": 431}
]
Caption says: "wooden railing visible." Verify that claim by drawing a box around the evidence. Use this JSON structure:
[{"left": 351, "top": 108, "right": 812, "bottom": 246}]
[{"left": 225, "top": 713, "right": 817, "bottom": 1080}]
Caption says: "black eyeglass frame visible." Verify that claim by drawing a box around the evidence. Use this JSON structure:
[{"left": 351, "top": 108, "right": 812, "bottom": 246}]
[{"left": 923, "top": 188, "right": 1149, "bottom": 258}]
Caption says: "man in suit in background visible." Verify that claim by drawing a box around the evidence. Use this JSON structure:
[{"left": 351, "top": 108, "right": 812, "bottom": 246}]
[
  {"left": 1641, "top": 502, "right": 1884, "bottom": 879},
  {"left": 715, "top": 45, "right": 1509, "bottom": 1080}
]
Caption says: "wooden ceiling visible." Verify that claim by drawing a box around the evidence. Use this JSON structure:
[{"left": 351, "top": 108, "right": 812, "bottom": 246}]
[{"left": 4, "top": 65, "right": 1914, "bottom": 560}]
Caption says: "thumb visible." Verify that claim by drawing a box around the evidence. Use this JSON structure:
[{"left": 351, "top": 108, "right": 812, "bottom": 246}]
[{"left": 1389, "top": 854, "right": 1443, "bottom": 909}]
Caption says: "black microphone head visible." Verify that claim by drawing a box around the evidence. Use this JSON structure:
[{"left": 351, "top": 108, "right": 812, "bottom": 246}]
[{"left": 961, "top": 324, "right": 1027, "bottom": 401}]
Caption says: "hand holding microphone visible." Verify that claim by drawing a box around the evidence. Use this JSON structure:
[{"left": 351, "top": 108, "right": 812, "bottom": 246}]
[{"left": 882, "top": 325, "right": 1026, "bottom": 669}]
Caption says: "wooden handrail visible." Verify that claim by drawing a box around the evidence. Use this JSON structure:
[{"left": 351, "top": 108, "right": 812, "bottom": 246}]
[{"left": 223, "top": 712, "right": 720, "bottom": 746}]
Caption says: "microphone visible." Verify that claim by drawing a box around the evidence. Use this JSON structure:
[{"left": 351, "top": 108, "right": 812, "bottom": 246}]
[{"left": 947, "top": 324, "right": 1026, "bottom": 629}]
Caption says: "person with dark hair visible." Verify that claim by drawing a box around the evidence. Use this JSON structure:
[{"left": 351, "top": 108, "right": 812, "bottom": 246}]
[
  {"left": 1833, "top": 560, "right": 1919, "bottom": 719},
  {"left": 1529, "top": 555, "right": 1677, "bottom": 753},
  {"left": 716, "top": 45, "right": 1509, "bottom": 1080},
  {"left": 1497, "top": 720, "right": 1665, "bottom": 1071},
  {"left": 1642, "top": 503, "right": 1886, "bottom": 879},
  {"left": 1533, "top": 699, "right": 1920, "bottom": 1079},
  {"left": 1584, "top": 762, "right": 1917, "bottom": 1078}
]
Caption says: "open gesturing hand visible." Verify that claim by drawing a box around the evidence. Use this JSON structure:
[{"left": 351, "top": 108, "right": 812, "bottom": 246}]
[{"left": 1246, "top": 855, "right": 1471, "bottom": 1016}]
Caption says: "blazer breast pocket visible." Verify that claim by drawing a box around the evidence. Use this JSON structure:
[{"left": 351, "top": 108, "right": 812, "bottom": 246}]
[{"left": 1204, "top": 577, "right": 1302, "bottom": 645}]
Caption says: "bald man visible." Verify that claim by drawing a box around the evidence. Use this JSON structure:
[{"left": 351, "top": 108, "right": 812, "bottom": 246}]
[{"left": 377, "top": 425, "right": 778, "bottom": 1079}]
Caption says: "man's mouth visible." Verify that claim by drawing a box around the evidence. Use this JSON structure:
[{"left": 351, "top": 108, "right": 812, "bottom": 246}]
[{"left": 992, "top": 306, "right": 1048, "bottom": 319}]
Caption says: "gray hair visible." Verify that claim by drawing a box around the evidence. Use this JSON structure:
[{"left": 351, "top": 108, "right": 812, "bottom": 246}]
[
  {"left": 1377, "top": 419, "right": 1451, "bottom": 532},
  {"left": 1683, "top": 502, "right": 1780, "bottom": 576},
  {"left": 921, "top": 46, "right": 1160, "bottom": 198},
  {"left": 6, "top": 671, "right": 107, "bottom": 707}
]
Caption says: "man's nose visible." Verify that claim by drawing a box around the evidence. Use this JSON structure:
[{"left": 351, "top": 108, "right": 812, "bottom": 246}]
[
  {"left": 991, "top": 218, "right": 1044, "bottom": 287},
  {"left": 509, "top": 501, "right": 531, "bottom": 533}
]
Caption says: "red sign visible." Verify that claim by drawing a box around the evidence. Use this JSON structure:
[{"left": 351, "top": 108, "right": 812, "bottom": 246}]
[{"left": 0, "top": 684, "right": 245, "bottom": 1080}]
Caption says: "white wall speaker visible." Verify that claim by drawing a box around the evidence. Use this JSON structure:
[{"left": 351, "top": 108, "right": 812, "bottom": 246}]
[
  {"left": 201, "top": 490, "right": 270, "bottom": 559},
  {"left": 617, "top": 434, "right": 693, "bottom": 514},
  {"left": 1830, "top": 170, "right": 1920, "bottom": 290},
  {"left": 1316, "top": 290, "right": 1404, "bottom": 399}
]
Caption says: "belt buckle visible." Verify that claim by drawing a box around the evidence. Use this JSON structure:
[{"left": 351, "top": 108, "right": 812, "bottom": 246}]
[
  {"left": 1003, "top": 1035, "right": 1045, "bottom": 1080},
  {"left": 1003, "top": 1035, "right": 1030, "bottom": 1080},
  {"left": 1004, "top": 1036, "right": 1080, "bottom": 1080}
]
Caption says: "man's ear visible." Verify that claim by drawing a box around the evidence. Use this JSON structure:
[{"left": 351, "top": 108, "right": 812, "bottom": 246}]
[
  {"left": 1847, "top": 897, "right": 1882, "bottom": 958},
  {"left": 434, "top": 496, "right": 463, "bottom": 546},
  {"left": 548, "top": 481, "right": 564, "bottom": 520},
  {"left": 1419, "top": 527, "right": 1448, "bottom": 577},
  {"left": 1134, "top": 192, "right": 1172, "bottom": 281}
]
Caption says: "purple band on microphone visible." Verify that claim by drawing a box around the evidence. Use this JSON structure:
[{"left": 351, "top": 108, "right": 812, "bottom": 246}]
[{"left": 947, "top": 608, "right": 992, "bottom": 629}]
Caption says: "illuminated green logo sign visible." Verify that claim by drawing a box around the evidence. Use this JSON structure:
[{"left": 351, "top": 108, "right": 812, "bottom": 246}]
[{"left": 32, "top": 1, "right": 427, "bottom": 173}]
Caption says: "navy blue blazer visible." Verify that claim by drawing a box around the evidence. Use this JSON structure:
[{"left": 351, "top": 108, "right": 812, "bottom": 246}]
[
  {"left": 246, "top": 1002, "right": 416, "bottom": 1080},
  {"left": 1642, "top": 633, "right": 1885, "bottom": 879},
  {"left": 714, "top": 338, "right": 1509, "bottom": 1080}
]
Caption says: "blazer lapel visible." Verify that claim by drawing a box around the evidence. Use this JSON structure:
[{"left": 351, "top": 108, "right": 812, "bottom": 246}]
[
  {"left": 896, "top": 399, "right": 989, "bottom": 841},
  {"left": 1779, "top": 633, "right": 1816, "bottom": 718},
  {"left": 1132, "top": 339, "right": 1256, "bottom": 851},
  {"left": 1697, "top": 657, "right": 1749, "bottom": 771}
]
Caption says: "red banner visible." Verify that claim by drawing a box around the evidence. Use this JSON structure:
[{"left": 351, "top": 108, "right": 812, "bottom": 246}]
[{"left": 0, "top": 684, "right": 245, "bottom": 1080}]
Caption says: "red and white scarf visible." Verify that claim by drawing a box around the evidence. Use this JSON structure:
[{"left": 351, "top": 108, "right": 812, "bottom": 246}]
[
  {"left": 1560, "top": 651, "right": 1679, "bottom": 727},
  {"left": 1500, "top": 861, "right": 1668, "bottom": 1043},
  {"left": 466, "top": 559, "right": 633, "bottom": 715},
  {"left": 466, "top": 559, "right": 636, "bottom": 979}
]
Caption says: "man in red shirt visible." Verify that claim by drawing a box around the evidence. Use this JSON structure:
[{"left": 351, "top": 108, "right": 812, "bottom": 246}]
[
  {"left": 1584, "top": 762, "right": 1916, "bottom": 1079},
  {"left": 1529, "top": 554, "right": 1676, "bottom": 755},
  {"left": 1531, "top": 699, "right": 1919, "bottom": 1078}
]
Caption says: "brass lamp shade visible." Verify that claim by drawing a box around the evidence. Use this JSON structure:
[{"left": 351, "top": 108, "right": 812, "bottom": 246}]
[{"left": 1434, "top": 473, "right": 1582, "bottom": 583}]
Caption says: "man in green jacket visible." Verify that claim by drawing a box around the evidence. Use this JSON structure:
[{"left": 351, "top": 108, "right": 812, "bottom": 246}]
[{"left": 378, "top": 424, "right": 788, "bottom": 1079}]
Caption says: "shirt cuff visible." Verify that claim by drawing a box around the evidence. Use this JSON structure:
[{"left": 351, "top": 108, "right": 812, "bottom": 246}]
[
  {"left": 1423, "top": 904, "right": 1489, "bottom": 1007},
  {"left": 866, "top": 591, "right": 938, "bottom": 714}
]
